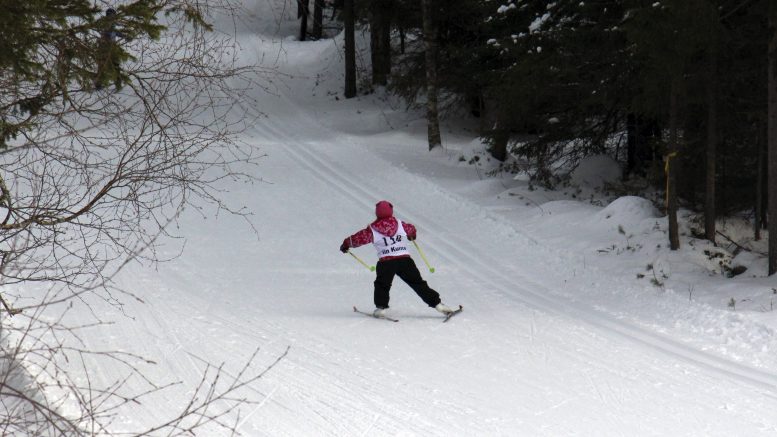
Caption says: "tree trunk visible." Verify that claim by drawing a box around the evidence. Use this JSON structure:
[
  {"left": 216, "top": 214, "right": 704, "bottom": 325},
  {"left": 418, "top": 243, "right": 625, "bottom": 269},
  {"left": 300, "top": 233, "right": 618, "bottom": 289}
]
[
  {"left": 331, "top": 0, "right": 342, "bottom": 20},
  {"left": 399, "top": 25, "right": 406, "bottom": 54},
  {"left": 344, "top": 0, "right": 356, "bottom": 98},
  {"left": 312, "top": 0, "right": 324, "bottom": 40},
  {"left": 704, "top": 45, "right": 718, "bottom": 244},
  {"left": 379, "top": 5, "right": 391, "bottom": 80},
  {"left": 757, "top": 130, "right": 764, "bottom": 241},
  {"left": 369, "top": 18, "right": 380, "bottom": 84},
  {"left": 762, "top": 130, "right": 769, "bottom": 231},
  {"left": 489, "top": 111, "right": 509, "bottom": 161},
  {"left": 668, "top": 77, "right": 681, "bottom": 251},
  {"left": 370, "top": 0, "right": 392, "bottom": 86},
  {"left": 490, "top": 131, "right": 509, "bottom": 161},
  {"left": 299, "top": 0, "right": 309, "bottom": 41},
  {"left": 626, "top": 113, "right": 637, "bottom": 179},
  {"left": 421, "top": 0, "right": 442, "bottom": 150},
  {"left": 768, "top": 7, "right": 777, "bottom": 274}
]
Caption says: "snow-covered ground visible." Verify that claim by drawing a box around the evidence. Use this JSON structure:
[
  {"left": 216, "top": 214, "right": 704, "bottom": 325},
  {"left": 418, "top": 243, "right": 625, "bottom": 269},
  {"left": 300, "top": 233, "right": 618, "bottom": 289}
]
[{"left": 30, "top": 0, "right": 777, "bottom": 435}]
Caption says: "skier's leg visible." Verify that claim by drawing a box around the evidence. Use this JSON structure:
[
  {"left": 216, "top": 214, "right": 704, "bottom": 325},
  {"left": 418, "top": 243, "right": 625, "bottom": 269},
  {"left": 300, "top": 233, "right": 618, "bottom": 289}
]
[
  {"left": 396, "top": 258, "right": 441, "bottom": 307},
  {"left": 373, "top": 260, "right": 396, "bottom": 308}
]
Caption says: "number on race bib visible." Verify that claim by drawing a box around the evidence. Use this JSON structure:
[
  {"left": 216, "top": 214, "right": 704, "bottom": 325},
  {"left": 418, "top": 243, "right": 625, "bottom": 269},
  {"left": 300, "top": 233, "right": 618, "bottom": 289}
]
[{"left": 382, "top": 235, "right": 403, "bottom": 246}]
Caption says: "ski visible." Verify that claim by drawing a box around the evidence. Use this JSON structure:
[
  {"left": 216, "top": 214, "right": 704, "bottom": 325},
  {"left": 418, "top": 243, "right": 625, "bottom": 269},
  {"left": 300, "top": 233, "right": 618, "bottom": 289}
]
[
  {"left": 352, "top": 305, "right": 462, "bottom": 323},
  {"left": 353, "top": 306, "right": 399, "bottom": 322},
  {"left": 442, "top": 305, "right": 463, "bottom": 323}
]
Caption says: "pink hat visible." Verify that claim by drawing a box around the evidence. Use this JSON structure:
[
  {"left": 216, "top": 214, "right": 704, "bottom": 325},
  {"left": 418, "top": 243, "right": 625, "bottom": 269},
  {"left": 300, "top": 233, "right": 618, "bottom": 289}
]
[{"left": 375, "top": 200, "right": 393, "bottom": 218}]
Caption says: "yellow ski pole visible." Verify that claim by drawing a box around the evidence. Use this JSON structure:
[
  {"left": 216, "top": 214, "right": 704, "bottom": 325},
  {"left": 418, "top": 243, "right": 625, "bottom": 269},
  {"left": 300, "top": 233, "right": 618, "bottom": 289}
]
[
  {"left": 349, "top": 251, "right": 376, "bottom": 271},
  {"left": 412, "top": 241, "right": 435, "bottom": 273}
]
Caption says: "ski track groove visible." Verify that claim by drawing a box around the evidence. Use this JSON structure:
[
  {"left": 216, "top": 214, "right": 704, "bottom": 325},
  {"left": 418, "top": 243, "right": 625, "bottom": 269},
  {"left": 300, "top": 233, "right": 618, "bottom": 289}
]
[
  {"left": 192, "top": 311, "right": 442, "bottom": 435},
  {"left": 180, "top": 289, "right": 450, "bottom": 434},
  {"left": 246, "top": 119, "right": 507, "bottom": 435},
  {"left": 253, "top": 112, "right": 777, "bottom": 397},
  {"left": 122, "top": 268, "right": 424, "bottom": 435}
]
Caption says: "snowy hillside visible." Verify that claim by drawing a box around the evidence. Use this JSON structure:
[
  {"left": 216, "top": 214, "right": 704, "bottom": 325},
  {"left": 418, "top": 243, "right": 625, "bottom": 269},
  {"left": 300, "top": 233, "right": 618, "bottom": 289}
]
[{"left": 25, "top": 0, "right": 777, "bottom": 435}]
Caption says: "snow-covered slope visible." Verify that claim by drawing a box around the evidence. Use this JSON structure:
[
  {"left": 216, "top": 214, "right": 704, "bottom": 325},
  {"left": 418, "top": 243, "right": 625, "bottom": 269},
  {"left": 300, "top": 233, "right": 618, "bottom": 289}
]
[{"left": 57, "top": 1, "right": 777, "bottom": 435}]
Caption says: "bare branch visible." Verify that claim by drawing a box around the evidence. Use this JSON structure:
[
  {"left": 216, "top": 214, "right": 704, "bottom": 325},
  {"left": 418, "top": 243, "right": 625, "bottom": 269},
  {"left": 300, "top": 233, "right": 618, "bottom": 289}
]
[{"left": 0, "top": 0, "right": 280, "bottom": 434}]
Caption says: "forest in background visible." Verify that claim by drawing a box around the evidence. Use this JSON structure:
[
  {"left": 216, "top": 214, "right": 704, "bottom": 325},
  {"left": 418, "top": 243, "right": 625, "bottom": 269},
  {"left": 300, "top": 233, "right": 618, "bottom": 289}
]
[{"left": 298, "top": 0, "right": 777, "bottom": 270}]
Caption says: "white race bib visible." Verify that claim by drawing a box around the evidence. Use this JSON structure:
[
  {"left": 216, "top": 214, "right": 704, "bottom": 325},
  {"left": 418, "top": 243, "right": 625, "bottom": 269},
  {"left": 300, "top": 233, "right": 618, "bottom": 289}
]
[{"left": 371, "top": 219, "right": 410, "bottom": 258}]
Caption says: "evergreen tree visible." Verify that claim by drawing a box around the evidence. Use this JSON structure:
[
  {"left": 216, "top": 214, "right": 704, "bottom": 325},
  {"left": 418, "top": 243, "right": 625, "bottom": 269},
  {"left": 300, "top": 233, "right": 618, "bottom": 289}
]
[
  {"left": 370, "top": 0, "right": 393, "bottom": 85},
  {"left": 421, "top": 0, "right": 442, "bottom": 150},
  {"left": 473, "top": 1, "right": 632, "bottom": 177},
  {"left": 0, "top": 0, "right": 166, "bottom": 147},
  {"left": 299, "top": 0, "right": 310, "bottom": 40},
  {"left": 344, "top": 0, "right": 357, "bottom": 98},
  {"left": 768, "top": 0, "right": 777, "bottom": 273},
  {"left": 313, "top": 0, "right": 324, "bottom": 39}
]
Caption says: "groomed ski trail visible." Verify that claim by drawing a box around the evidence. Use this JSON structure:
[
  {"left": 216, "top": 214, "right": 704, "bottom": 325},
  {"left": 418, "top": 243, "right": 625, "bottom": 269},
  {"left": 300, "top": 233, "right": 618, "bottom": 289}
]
[
  {"left": 237, "top": 89, "right": 777, "bottom": 435},
  {"left": 59, "top": 3, "right": 777, "bottom": 432},
  {"left": 253, "top": 106, "right": 777, "bottom": 394}
]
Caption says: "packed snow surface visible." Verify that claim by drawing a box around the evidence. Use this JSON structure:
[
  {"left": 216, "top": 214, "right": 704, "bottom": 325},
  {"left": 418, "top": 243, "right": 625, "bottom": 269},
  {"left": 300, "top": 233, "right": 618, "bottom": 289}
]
[{"left": 33, "top": 0, "right": 777, "bottom": 435}]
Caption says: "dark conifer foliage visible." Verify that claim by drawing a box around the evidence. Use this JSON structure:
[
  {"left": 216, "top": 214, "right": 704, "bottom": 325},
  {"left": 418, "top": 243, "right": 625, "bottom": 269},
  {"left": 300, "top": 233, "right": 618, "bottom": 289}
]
[
  {"left": 335, "top": 0, "right": 776, "bottom": 266},
  {"left": 0, "top": 0, "right": 166, "bottom": 146}
]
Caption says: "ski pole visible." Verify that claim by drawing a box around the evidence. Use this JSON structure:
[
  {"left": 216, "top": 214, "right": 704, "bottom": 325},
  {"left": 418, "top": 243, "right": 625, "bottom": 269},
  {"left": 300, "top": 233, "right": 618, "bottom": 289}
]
[
  {"left": 412, "top": 241, "right": 435, "bottom": 273},
  {"left": 349, "top": 251, "right": 376, "bottom": 271}
]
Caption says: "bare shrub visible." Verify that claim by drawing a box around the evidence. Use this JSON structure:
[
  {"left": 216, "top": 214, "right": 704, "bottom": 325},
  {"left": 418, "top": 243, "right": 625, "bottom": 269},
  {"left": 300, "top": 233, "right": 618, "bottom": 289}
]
[{"left": 0, "top": 0, "right": 279, "bottom": 434}]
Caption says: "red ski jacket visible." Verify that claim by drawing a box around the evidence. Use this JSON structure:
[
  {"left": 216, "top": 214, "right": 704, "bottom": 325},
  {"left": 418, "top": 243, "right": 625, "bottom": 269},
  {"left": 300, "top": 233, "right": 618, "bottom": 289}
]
[{"left": 341, "top": 217, "right": 417, "bottom": 261}]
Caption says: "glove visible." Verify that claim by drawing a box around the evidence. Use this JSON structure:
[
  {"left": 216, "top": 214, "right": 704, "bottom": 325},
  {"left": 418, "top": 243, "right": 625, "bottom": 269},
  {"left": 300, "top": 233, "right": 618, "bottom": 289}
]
[{"left": 340, "top": 242, "right": 349, "bottom": 253}]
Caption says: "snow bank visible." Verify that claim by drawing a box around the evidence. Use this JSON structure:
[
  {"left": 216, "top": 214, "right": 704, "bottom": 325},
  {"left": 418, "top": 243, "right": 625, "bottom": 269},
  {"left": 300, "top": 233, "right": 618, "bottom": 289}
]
[
  {"left": 570, "top": 154, "right": 621, "bottom": 189},
  {"left": 596, "top": 196, "right": 659, "bottom": 223}
]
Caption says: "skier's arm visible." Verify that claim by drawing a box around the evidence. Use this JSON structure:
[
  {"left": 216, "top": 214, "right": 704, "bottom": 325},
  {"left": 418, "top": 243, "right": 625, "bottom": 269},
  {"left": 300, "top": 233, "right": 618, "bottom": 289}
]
[
  {"left": 403, "top": 222, "right": 417, "bottom": 241},
  {"left": 340, "top": 227, "right": 373, "bottom": 252}
]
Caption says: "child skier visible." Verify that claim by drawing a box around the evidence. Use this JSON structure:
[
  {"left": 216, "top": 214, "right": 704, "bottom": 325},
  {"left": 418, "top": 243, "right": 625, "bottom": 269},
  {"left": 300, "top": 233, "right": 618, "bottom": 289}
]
[{"left": 340, "top": 200, "right": 454, "bottom": 318}]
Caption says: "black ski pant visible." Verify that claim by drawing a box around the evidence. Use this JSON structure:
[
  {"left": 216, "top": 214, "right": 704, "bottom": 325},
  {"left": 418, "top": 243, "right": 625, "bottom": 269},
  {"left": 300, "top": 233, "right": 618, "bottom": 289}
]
[{"left": 374, "top": 257, "right": 441, "bottom": 309}]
